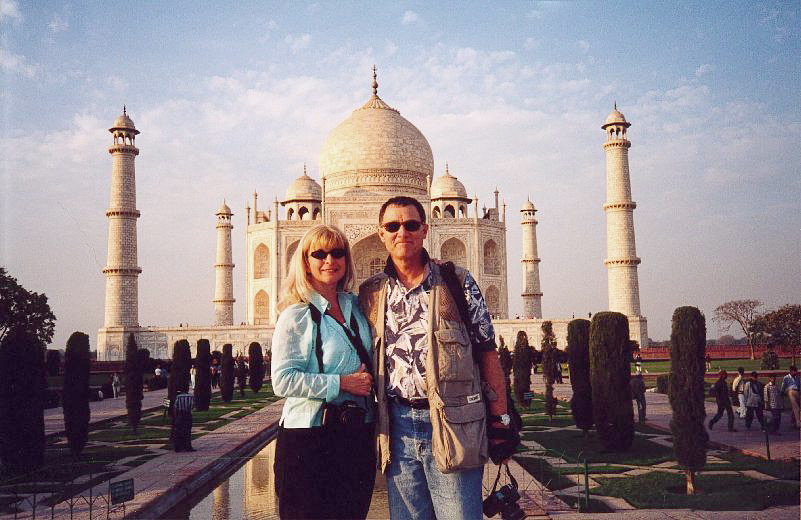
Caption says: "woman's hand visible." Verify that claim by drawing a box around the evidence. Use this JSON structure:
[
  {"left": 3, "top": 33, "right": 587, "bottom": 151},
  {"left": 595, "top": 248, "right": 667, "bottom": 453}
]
[{"left": 340, "top": 364, "right": 373, "bottom": 396}]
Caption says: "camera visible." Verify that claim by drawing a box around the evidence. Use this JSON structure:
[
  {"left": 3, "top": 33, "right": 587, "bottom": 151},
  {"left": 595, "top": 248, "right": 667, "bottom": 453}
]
[
  {"left": 321, "top": 400, "right": 366, "bottom": 428},
  {"left": 483, "top": 481, "right": 525, "bottom": 520}
]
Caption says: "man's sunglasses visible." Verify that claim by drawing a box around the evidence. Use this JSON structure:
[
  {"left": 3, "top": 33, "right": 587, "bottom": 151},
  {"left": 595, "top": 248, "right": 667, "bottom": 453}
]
[
  {"left": 382, "top": 220, "right": 423, "bottom": 233},
  {"left": 309, "top": 248, "right": 347, "bottom": 260}
]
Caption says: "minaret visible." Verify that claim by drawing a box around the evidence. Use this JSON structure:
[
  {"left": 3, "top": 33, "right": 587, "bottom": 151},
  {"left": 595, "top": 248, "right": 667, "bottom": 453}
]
[
  {"left": 520, "top": 198, "right": 542, "bottom": 318},
  {"left": 102, "top": 107, "right": 142, "bottom": 330},
  {"left": 602, "top": 105, "right": 648, "bottom": 345},
  {"left": 214, "top": 201, "right": 235, "bottom": 326}
]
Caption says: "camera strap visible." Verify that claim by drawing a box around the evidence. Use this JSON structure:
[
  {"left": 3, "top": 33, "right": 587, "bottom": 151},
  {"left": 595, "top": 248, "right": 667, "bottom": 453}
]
[
  {"left": 308, "top": 304, "right": 372, "bottom": 373},
  {"left": 489, "top": 463, "right": 518, "bottom": 496}
]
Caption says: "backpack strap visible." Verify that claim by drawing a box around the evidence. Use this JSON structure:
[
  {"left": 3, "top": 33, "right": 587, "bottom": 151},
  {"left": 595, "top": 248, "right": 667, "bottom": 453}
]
[
  {"left": 308, "top": 304, "right": 325, "bottom": 373},
  {"left": 308, "top": 303, "right": 372, "bottom": 374},
  {"left": 439, "top": 261, "right": 480, "bottom": 360}
]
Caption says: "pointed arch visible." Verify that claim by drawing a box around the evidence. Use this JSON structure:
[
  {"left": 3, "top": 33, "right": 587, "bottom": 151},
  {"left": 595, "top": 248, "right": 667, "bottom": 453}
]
[
  {"left": 312, "top": 207, "right": 321, "bottom": 220},
  {"left": 444, "top": 205, "right": 455, "bottom": 218},
  {"left": 485, "top": 285, "right": 500, "bottom": 317},
  {"left": 432, "top": 206, "right": 441, "bottom": 219},
  {"left": 287, "top": 208, "right": 294, "bottom": 221},
  {"left": 440, "top": 237, "right": 466, "bottom": 267},
  {"left": 254, "top": 290, "right": 270, "bottom": 325},
  {"left": 298, "top": 206, "right": 309, "bottom": 220},
  {"left": 285, "top": 240, "right": 300, "bottom": 276},
  {"left": 351, "top": 233, "right": 387, "bottom": 287},
  {"left": 254, "top": 243, "right": 269, "bottom": 279},
  {"left": 484, "top": 239, "right": 500, "bottom": 275}
]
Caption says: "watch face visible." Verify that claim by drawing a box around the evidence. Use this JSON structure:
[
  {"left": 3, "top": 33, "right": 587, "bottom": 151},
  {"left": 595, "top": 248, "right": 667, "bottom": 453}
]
[{"left": 501, "top": 414, "right": 510, "bottom": 426}]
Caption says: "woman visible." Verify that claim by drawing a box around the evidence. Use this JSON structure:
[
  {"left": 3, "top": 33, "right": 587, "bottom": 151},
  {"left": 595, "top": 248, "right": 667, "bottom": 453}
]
[{"left": 271, "top": 224, "right": 376, "bottom": 519}]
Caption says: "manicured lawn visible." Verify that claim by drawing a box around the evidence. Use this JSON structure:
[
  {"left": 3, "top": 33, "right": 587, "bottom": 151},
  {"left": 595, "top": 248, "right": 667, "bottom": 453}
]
[
  {"left": 634, "top": 358, "right": 796, "bottom": 374},
  {"left": 592, "top": 471, "right": 800, "bottom": 510},
  {"left": 521, "top": 428, "right": 675, "bottom": 465}
]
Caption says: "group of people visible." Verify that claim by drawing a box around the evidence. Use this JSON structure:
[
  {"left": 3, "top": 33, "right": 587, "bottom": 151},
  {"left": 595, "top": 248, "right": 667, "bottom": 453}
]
[
  {"left": 708, "top": 366, "right": 801, "bottom": 434},
  {"left": 270, "top": 196, "right": 512, "bottom": 520}
]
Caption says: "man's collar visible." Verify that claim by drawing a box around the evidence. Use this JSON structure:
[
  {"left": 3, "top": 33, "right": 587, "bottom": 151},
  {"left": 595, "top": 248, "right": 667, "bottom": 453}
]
[{"left": 384, "top": 248, "right": 430, "bottom": 278}]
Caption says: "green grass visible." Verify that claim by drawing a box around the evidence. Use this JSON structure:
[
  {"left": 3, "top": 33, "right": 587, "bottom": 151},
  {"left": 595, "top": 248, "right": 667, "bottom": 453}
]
[
  {"left": 715, "top": 452, "right": 800, "bottom": 480},
  {"left": 522, "top": 428, "right": 675, "bottom": 466},
  {"left": 557, "top": 464, "right": 632, "bottom": 475},
  {"left": 592, "top": 472, "right": 800, "bottom": 510},
  {"left": 522, "top": 415, "right": 575, "bottom": 428},
  {"left": 514, "top": 457, "right": 576, "bottom": 491},
  {"left": 634, "top": 358, "right": 796, "bottom": 374},
  {"left": 89, "top": 426, "right": 170, "bottom": 443},
  {"left": 560, "top": 494, "right": 615, "bottom": 513}
]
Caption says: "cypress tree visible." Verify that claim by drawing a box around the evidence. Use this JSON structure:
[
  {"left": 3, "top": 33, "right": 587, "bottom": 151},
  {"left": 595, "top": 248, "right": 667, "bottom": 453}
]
[
  {"left": 589, "top": 312, "right": 634, "bottom": 452},
  {"left": 248, "top": 342, "right": 264, "bottom": 394},
  {"left": 194, "top": 339, "right": 212, "bottom": 410},
  {"left": 669, "top": 306, "right": 708, "bottom": 495},
  {"left": 46, "top": 349, "right": 61, "bottom": 376},
  {"left": 63, "top": 332, "right": 91, "bottom": 457},
  {"left": 567, "top": 319, "right": 593, "bottom": 434},
  {"left": 0, "top": 331, "right": 47, "bottom": 474},
  {"left": 512, "top": 331, "right": 532, "bottom": 407},
  {"left": 541, "top": 321, "right": 558, "bottom": 418},
  {"left": 125, "top": 334, "right": 143, "bottom": 433},
  {"left": 221, "top": 344, "right": 234, "bottom": 402},
  {"left": 168, "top": 340, "right": 192, "bottom": 411}
]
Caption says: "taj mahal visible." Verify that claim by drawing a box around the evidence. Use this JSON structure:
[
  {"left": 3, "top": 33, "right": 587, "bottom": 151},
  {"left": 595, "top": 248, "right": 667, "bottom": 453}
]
[{"left": 97, "top": 70, "right": 647, "bottom": 361}]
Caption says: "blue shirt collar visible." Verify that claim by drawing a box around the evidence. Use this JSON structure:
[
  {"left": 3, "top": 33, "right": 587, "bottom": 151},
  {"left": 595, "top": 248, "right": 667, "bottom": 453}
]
[{"left": 308, "top": 290, "right": 353, "bottom": 322}]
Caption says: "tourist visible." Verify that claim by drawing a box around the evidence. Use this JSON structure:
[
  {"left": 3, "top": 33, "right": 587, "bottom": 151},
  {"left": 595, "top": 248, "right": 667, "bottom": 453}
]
[
  {"left": 763, "top": 373, "right": 782, "bottom": 434},
  {"left": 111, "top": 372, "right": 121, "bottom": 398},
  {"left": 271, "top": 224, "right": 376, "bottom": 520},
  {"left": 359, "top": 196, "right": 511, "bottom": 520},
  {"left": 731, "top": 367, "right": 747, "bottom": 419},
  {"left": 631, "top": 373, "right": 647, "bottom": 423},
  {"left": 190, "top": 365, "right": 196, "bottom": 391},
  {"left": 635, "top": 352, "right": 643, "bottom": 375},
  {"left": 743, "top": 371, "right": 766, "bottom": 431},
  {"left": 172, "top": 386, "right": 195, "bottom": 452},
  {"left": 705, "top": 352, "right": 712, "bottom": 372},
  {"left": 781, "top": 365, "right": 800, "bottom": 429},
  {"left": 236, "top": 355, "right": 248, "bottom": 397},
  {"left": 210, "top": 362, "right": 219, "bottom": 389},
  {"left": 707, "top": 370, "right": 736, "bottom": 432}
]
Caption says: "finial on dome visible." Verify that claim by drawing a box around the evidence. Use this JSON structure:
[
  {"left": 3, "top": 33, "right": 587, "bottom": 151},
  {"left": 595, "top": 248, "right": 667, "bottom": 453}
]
[
  {"left": 123, "top": 105, "right": 127, "bottom": 115},
  {"left": 445, "top": 162, "right": 450, "bottom": 176},
  {"left": 614, "top": 100, "right": 617, "bottom": 110},
  {"left": 303, "top": 163, "right": 307, "bottom": 177},
  {"left": 372, "top": 65, "right": 378, "bottom": 96}
]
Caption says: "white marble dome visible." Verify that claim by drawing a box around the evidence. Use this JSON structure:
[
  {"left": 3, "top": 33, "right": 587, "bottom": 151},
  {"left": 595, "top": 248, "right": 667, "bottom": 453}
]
[
  {"left": 431, "top": 165, "right": 468, "bottom": 200},
  {"left": 602, "top": 106, "right": 629, "bottom": 128},
  {"left": 285, "top": 169, "right": 322, "bottom": 201}
]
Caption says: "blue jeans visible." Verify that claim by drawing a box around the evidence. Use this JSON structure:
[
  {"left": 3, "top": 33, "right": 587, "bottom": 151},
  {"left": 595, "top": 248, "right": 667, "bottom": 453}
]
[{"left": 386, "top": 402, "right": 483, "bottom": 520}]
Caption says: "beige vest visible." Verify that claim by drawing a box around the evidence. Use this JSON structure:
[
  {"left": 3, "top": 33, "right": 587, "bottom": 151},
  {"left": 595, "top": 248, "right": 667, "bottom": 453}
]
[{"left": 359, "top": 264, "right": 488, "bottom": 474}]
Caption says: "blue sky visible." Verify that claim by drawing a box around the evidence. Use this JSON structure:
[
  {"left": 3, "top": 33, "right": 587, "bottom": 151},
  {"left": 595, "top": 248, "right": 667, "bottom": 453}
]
[{"left": 2, "top": 1, "right": 799, "bottom": 348}]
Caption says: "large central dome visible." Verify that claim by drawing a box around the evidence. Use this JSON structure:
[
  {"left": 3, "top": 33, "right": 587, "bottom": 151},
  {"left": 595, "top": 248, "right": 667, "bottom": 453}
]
[{"left": 320, "top": 72, "right": 433, "bottom": 198}]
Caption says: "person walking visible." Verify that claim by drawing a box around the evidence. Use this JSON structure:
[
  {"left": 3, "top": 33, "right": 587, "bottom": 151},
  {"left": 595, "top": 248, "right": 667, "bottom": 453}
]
[
  {"left": 635, "top": 352, "right": 643, "bottom": 375},
  {"left": 271, "top": 225, "right": 376, "bottom": 520},
  {"left": 359, "top": 196, "right": 511, "bottom": 520},
  {"left": 111, "top": 372, "right": 121, "bottom": 398},
  {"left": 705, "top": 352, "right": 712, "bottom": 372},
  {"left": 743, "top": 371, "right": 766, "bottom": 431},
  {"left": 732, "top": 367, "right": 747, "bottom": 419},
  {"left": 763, "top": 373, "right": 783, "bottom": 434},
  {"left": 172, "top": 386, "right": 195, "bottom": 452},
  {"left": 236, "top": 356, "right": 248, "bottom": 397},
  {"left": 708, "top": 370, "right": 736, "bottom": 432},
  {"left": 781, "top": 365, "right": 800, "bottom": 429},
  {"left": 631, "top": 373, "right": 647, "bottom": 423}
]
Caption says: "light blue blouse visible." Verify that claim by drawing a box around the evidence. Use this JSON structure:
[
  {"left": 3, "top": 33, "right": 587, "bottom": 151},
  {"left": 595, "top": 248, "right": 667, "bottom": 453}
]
[{"left": 271, "top": 290, "right": 375, "bottom": 428}]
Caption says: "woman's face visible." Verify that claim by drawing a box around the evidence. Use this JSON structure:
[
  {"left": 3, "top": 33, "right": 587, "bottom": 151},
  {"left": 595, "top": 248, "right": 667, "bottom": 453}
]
[{"left": 306, "top": 241, "right": 347, "bottom": 292}]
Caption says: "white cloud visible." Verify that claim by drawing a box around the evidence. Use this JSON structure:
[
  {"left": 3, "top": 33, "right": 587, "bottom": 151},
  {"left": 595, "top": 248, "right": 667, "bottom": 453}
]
[
  {"left": 0, "top": 47, "right": 38, "bottom": 77},
  {"left": 284, "top": 33, "right": 311, "bottom": 51},
  {"left": 578, "top": 39, "right": 590, "bottom": 52},
  {"left": 695, "top": 63, "right": 712, "bottom": 77},
  {"left": 401, "top": 10, "right": 419, "bottom": 25},
  {"left": 0, "top": 0, "right": 22, "bottom": 23},
  {"left": 524, "top": 37, "right": 540, "bottom": 50},
  {"left": 48, "top": 13, "right": 69, "bottom": 32}
]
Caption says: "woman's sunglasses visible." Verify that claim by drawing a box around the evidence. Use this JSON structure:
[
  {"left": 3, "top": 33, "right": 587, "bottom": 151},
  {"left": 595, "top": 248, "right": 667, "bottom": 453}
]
[
  {"left": 382, "top": 220, "right": 423, "bottom": 233},
  {"left": 309, "top": 248, "right": 347, "bottom": 260}
]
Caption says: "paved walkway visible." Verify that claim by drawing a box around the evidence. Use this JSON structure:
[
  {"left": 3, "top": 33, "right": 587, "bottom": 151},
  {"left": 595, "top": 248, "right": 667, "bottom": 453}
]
[{"left": 531, "top": 379, "right": 801, "bottom": 461}]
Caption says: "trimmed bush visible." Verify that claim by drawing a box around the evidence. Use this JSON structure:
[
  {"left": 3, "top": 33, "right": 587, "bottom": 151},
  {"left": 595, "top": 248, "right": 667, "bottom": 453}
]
[
  {"left": 194, "top": 339, "right": 212, "bottom": 411},
  {"left": 221, "top": 344, "right": 234, "bottom": 402},
  {"left": 512, "top": 331, "right": 532, "bottom": 406},
  {"left": 168, "top": 340, "right": 192, "bottom": 408},
  {"left": 63, "top": 332, "right": 91, "bottom": 457},
  {"left": 124, "top": 335, "right": 144, "bottom": 433},
  {"left": 589, "top": 312, "right": 634, "bottom": 452},
  {"left": 669, "top": 306, "right": 708, "bottom": 495},
  {"left": 655, "top": 374, "right": 670, "bottom": 394},
  {"left": 248, "top": 342, "right": 264, "bottom": 394},
  {"left": 567, "top": 319, "right": 593, "bottom": 433},
  {"left": 541, "top": 321, "right": 558, "bottom": 418},
  {"left": 46, "top": 349, "right": 61, "bottom": 376},
  {"left": 761, "top": 348, "right": 779, "bottom": 370},
  {"left": 0, "top": 331, "right": 46, "bottom": 474}
]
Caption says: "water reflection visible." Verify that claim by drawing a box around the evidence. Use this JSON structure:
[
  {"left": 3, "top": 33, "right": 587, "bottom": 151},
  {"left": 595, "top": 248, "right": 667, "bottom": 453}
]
[{"left": 175, "top": 440, "right": 389, "bottom": 519}]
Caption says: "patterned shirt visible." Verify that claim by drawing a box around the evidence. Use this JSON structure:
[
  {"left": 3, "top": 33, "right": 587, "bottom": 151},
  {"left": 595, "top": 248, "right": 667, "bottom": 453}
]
[
  {"left": 174, "top": 392, "right": 194, "bottom": 414},
  {"left": 384, "top": 250, "right": 496, "bottom": 399}
]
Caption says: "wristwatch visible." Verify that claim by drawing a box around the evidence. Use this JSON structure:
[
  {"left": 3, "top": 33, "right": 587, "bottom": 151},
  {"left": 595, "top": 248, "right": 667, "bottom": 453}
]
[{"left": 490, "top": 413, "right": 511, "bottom": 427}]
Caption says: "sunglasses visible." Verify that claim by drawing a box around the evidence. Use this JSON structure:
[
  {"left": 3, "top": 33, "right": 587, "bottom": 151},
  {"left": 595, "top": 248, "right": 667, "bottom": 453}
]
[
  {"left": 309, "top": 248, "right": 347, "bottom": 260},
  {"left": 382, "top": 220, "right": 423, "bottom": 233}
]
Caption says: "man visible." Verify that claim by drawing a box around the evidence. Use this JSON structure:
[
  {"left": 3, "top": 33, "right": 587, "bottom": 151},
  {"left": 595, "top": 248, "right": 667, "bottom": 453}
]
[
  {"left": 731, "top": 367, "right": 746, "bottom": 419},
  {"left": 743, "top": 371, "right": 766, "bottom": 431},
  {"left": 781, "top": 365, "right": 800, "bottom": 429},
  {"left": 707, "top": 370, "right": 737, "bottom": 432},
  {"left": 172, "top": 386, "right": 195, "bottom": 452},
  {"left": 630, "top": 373, "right": 647, "bottom": 423},
  {"left": 359, "top": 196, "right": 510, "bottom": 520},
  {"left": 763, "top": 373, "right": 782, "bottom": 435}
]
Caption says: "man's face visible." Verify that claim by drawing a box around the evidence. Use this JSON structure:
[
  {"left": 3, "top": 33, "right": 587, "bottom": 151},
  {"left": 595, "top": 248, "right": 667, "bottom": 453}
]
[{"left": 378, "top": 204, "right": 428, "bottom": 263}]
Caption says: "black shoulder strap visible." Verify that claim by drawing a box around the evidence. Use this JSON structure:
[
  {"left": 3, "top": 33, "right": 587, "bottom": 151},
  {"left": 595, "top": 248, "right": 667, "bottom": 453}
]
[
  {"left": 308, "top": 303, "right": 372, "bottom": 373},
  {"left": 308, "top": 304, "right": 325, "bottom": 373},
  {"left": 439, "top": 262, "right": 480, "bottom": 360}
]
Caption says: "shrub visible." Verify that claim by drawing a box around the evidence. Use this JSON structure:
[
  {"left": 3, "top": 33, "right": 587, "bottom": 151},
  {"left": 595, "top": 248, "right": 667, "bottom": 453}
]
[
  {"left": 589, "top": 312, "right": 634, "bottom": 452},
  {"left": 63, "top": 332, "right": 91, "bottom": 457},
  {"left": 46, "top": 349, "right": 61, "bottom": 376},
  {"left": 124, "top": 334, "right": 143, "bottom": 433},
  {"left": 761, "top": 348, "right": 779, "bottom": 370},
  {"left": 168, "top": 340, "right": 192, "bottom": 407},
  {"left": 512, "top": 331, "right": 533, "bottom": 406},
  {"left": 194, "top": 340, "right": 212, "bottom": 410},
  {"left": 248, "top": 342, "right": 264, "bottom": 394},
  {"left": 655, "top": 374, "right": 670, "bottom": 394},
  {"left": 221, "top": 344, "right": 234, "bottom": 402},
  {"left": 567, "top": 319, "right": 593, "bottom": 433},
  {"left": 541, "top": 321, "right": 558, "bottom": 418},
  {"left": 669, "top": 306, "right": 708, "bottom": 495},
  {"left": 0, "top": 331, "right": 47, "bottom": 474}
]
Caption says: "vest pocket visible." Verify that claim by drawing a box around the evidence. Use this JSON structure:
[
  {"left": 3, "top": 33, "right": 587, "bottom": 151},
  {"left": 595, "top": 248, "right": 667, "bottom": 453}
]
[
  {"left": 434, "top": 327, "right": 473, "bottom": 382},
  {"left": 430, "top": 399, "right": 488, "bottom": 473}
]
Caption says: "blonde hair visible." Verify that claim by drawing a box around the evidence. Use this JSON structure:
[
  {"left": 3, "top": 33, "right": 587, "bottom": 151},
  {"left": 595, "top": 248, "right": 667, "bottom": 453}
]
[{"left": 277, "top": 224, "right": 355, "bottom": 312}]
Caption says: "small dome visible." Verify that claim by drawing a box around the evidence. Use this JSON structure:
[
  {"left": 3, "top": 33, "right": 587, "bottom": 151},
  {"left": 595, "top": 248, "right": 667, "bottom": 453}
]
[
  {"left": 431, "top": 164, "right": 468, "bottom": 200},
  {"left": 109, "top": 107, "right": 139, "bottom": 134},
  {"left": 216, "top": 201, "right": 231, "bottom": 215},
  {"left": 521, "top": 199, "right": 536, "bottom": 211},
  {"left": 285, "top": 168, "right": 322, "bottom": 202},
  {"left": 602, "top": 105, "right": 630, "bottom": 129}
]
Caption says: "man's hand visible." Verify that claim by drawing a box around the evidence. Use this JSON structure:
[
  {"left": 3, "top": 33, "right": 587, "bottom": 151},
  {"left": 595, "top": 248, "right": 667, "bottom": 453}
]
[{"left": 340, "top": 363, "right": 373, "bottom": 396}]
